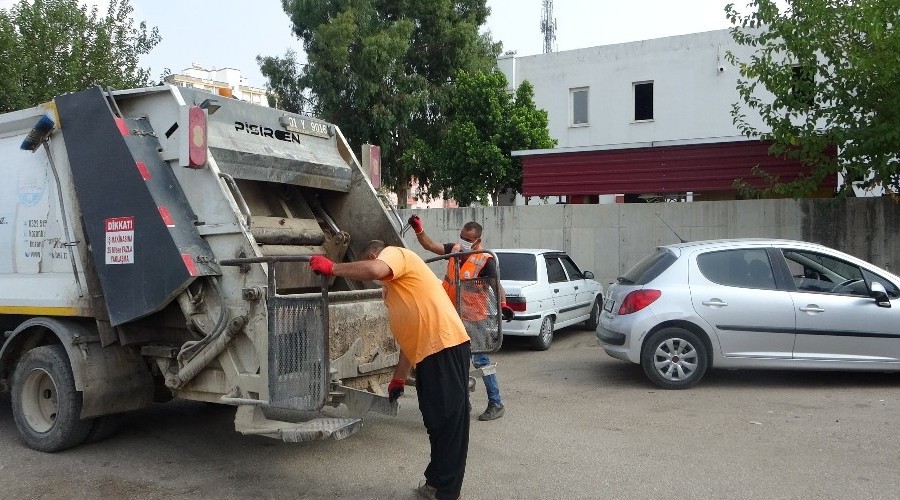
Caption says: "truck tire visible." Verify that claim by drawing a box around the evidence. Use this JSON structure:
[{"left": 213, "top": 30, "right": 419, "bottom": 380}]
[
  {"left": 11, "top": 345, "right": 92, "bottom": 452},
  {"left": 85, "top": 414, "right": 123, "bottom": 444}
]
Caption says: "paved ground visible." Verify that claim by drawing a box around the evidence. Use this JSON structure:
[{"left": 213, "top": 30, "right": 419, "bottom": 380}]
[{"left": 3, "top": 326, "right": 900, "bottom": 499}]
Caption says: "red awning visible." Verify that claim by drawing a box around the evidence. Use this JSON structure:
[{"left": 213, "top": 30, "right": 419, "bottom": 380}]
[{"left": 520, "top": 140, "right": 836, "bottom": 197}]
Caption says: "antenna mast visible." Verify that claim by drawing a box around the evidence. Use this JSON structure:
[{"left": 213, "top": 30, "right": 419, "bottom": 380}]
[{"left": 540, "top": 0, "right": 557, "bottom": 54}]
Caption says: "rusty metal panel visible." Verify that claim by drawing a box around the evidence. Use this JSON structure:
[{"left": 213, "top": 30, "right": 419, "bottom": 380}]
[{"left": 521, "top": 140, "right": 837, "bottom": 197}]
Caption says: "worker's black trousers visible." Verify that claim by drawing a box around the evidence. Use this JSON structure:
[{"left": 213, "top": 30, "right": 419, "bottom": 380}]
[{"left": 417, "top": 341, "right": 471, "bottom": 500}]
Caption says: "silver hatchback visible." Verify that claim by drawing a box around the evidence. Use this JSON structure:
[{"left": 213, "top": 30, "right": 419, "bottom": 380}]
[{"left": 597, "top": 239, "right": 900, "bottom": 389}]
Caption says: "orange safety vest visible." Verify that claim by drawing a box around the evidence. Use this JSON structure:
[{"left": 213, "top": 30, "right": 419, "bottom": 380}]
[{"left": 442, "top": 244, "right": 493, "bottom": 321}]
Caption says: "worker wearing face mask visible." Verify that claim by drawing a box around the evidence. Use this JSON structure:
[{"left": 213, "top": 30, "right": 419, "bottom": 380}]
[{"left": 409, "top": 216, "right": 513, "bottom": 422}]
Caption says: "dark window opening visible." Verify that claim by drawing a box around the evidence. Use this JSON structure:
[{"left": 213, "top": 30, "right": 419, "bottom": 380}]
[
  {"left": 559, "top": 256, "right": 584, "bottom": 280},
  {"left": 698, "top": 249, "right": 776, "bottom": 290},
  {"left": 495, "top": 253, "right": 537, "bottom": 282},
  {"left": 634, "top": 82, "right": 653, "bottom": 121},
  {"left": 618, "top": 249, "right": 677, "bottom": 286},
  {"left": 791, "top": 65, "right": 815, "bottom": 109},
  {"left": 545, "top": 257, "right": 568, "bottom": 283}
]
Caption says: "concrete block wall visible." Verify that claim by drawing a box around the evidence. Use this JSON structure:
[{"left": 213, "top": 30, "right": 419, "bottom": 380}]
[{"left": 399, "top": 197, "right": 900, "bottom": 288}]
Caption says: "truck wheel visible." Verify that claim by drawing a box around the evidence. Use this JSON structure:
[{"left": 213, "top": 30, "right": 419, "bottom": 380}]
[
  {"left": 531, "top": 316, "right": 554, "bottom": 351},
  {"left": 641, "top": 328, "right": 708, "bottom": 390},
  {"left": 85, "top": 414, "right": 123, "bottom": 444},
  {"left": 11, "top": 345, "right": 92, "bottom": 452}
]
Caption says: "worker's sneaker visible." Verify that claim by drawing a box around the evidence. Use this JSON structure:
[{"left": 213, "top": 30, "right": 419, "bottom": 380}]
[
  {"left": 477, "top": 403, "right": 504, "bottom": 421},
  {"left": 415, "top": 480, "right": 437, "bottom": 499}
]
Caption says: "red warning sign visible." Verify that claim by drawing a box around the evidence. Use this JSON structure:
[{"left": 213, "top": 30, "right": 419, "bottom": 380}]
[{"left": 105, "top": 216, "right": 134, "bottom": 264}]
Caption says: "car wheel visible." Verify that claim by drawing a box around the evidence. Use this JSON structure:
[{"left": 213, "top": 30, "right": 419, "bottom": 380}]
[
  {"left": 532, "top": 316, "right": 554, "bottom": 351},
  {"left": 641, "top": 327, "right": 708, "bottom": 389},
  {"left": 11, "top": 345, "right": 92, "bottom": 452},
  {"left": 583, "top": 295, "right": 602, "bottom": 330}
]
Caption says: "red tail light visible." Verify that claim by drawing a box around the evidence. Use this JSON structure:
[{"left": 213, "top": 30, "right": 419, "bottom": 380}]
[
  {"left": 187, "top": 105, "right": 207, "bottom": 168},
  {"left": 617, "top": 290, "right": 661, "bottom": 315},
  {"left": 506, "top": 296, "right": 527, "bottom": 312}
]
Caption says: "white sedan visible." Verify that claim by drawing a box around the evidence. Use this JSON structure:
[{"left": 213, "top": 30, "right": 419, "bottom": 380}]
[{"left": 494, "top": 249, "right": 604, "bottom": 350}]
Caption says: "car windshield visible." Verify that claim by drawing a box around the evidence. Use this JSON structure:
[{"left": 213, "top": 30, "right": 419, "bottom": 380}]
[
  {"left": 619, "top": 248, "right": 677, "bottom": 285},
  {"left": 496, "top": 253, "right": 537, "bottom": 281}
]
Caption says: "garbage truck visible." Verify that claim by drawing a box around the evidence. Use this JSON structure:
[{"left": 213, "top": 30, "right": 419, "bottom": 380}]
[{"left": 0, "top": 85, "right": 415, "bottom": 452}]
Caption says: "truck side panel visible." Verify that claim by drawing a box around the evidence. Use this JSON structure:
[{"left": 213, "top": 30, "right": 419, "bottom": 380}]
[{"left": 0, "top": 110, "right": 90, "bottom": 317}]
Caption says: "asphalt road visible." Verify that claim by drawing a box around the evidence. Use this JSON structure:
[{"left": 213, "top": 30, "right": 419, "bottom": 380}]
[{"left": 3, "top": 326, "right": 900, "bottom": 499}]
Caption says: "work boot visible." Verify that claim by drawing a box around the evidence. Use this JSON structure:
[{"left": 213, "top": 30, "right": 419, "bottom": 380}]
[
  {"left": 477, "top": 403, "right": 504, "bottom": 421},
  {"left": 415, "top": 480, "right": 437, "bottom": 499}
]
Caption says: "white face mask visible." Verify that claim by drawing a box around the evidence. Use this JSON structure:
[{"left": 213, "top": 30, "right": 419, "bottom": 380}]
[{"left": 458, "top": 239, "right": 473, "bottom": 252}]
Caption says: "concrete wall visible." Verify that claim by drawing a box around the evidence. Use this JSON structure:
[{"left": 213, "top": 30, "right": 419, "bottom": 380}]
[{"left": 400, "top": 197, "right": 900, "bottom": 288}]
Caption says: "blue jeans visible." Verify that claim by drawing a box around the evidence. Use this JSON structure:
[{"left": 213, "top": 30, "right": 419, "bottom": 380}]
[{"left": 472, "top": 353, "right": 502, "bottom": 406}]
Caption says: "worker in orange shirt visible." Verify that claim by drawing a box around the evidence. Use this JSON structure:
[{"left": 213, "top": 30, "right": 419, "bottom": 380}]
[
  {"left": 309, "top": 241, "right": 470, "bottom": 500},
  {"left": 408, "top": 216, "right": 513, "bottom": 421}
]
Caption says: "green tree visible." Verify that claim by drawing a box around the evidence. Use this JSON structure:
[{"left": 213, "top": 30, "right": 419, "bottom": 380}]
[
  {"left": 265, "top": 0, "right": 500, "bottom": 206},
  {"left": 0, "top": 0, "right": 159, "bottom": 113},
  {"left": 423, "top": 71, "right": 556, "bottom": 206},
  {"left": 256, "top": 49, "right": 311, "bottom": 113},
  {"left": 725, "top": 0, "right": 900, "bottom": 197}
]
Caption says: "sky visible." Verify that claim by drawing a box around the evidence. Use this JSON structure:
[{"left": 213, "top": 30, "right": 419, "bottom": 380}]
[{"left": 0, "top": 0, "right": 743, "bottom": 88}]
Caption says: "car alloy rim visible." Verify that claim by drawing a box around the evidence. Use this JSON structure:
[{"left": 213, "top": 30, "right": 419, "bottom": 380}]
[
  {"left": 652, "top": 337, "right": 698, "bottom": 382},
  {"left": 540, "top": 318, "right": 552, "bottom": 341}
]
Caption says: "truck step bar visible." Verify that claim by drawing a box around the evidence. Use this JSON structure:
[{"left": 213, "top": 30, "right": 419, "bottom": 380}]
[{"left": 234, "top": 405, "right": 361, "bottom": 442}]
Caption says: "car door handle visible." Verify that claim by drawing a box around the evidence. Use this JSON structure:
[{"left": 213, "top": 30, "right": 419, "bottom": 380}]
[
  {"left": 574, "top": 286, "right": 579, "bottom": 290},
  {"left": 554, "top": 289, "right": 559, "bottom": 293},
  {"left": 701, "top": 299, "right": 728, "bottom": 307},
  {"left": 799, "top": 305, "right": 825, "bottom": 313}
]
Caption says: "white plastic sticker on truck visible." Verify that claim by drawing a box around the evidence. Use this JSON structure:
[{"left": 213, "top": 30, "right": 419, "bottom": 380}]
[{"left": 105, "top": 216, "right": 134, "bottom": 264}]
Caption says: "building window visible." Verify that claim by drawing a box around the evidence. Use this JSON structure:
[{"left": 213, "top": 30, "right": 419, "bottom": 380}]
[
  {"left": 634, "top": 81, "right": 653, "bottom": 121},
  {"left": 791, "top": 65, "right": 815, "bottom": 109},
  {"left": 571, "top": 87, "right": 588, "bottom": 126}
]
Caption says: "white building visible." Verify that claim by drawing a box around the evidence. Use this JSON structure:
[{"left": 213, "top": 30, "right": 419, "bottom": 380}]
[
  {"left": 498, "top": 29, "right": 759, "bottom": 149},
  {"left": 166, "top": 63, "right": 269, "bottom": 108},
  {"left": 498, "top": 29, "right": 836, "bottom": 203}
]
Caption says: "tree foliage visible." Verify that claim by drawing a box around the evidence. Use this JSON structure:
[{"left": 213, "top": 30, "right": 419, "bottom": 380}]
[
  {"left": 256, "top": 49, "right": 310, "bottom": 112},
  {"left": 0, "top": 0, "right": 160, "bottom": 113},
  {"left": 419, "top": 71, "right": 556, "bottom": 206},
  {"left": 725, "top": 0, "right": 900, "bottom": 197},
  {"left": 265, "top": 0, "right": 500, "bottom": 206}
]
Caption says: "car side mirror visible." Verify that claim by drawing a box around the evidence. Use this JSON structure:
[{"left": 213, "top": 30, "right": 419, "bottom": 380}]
[
  {"left": 870, "top": 282, "right": 891, "bottom": 308},
  {"left": 583, "top": 271, "right": 595, "bottom": 279}
]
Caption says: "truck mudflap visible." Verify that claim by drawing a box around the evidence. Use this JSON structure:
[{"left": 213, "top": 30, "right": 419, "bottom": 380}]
[{"left": 425, "top": 250, "right": 503, "bottom": 354}]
